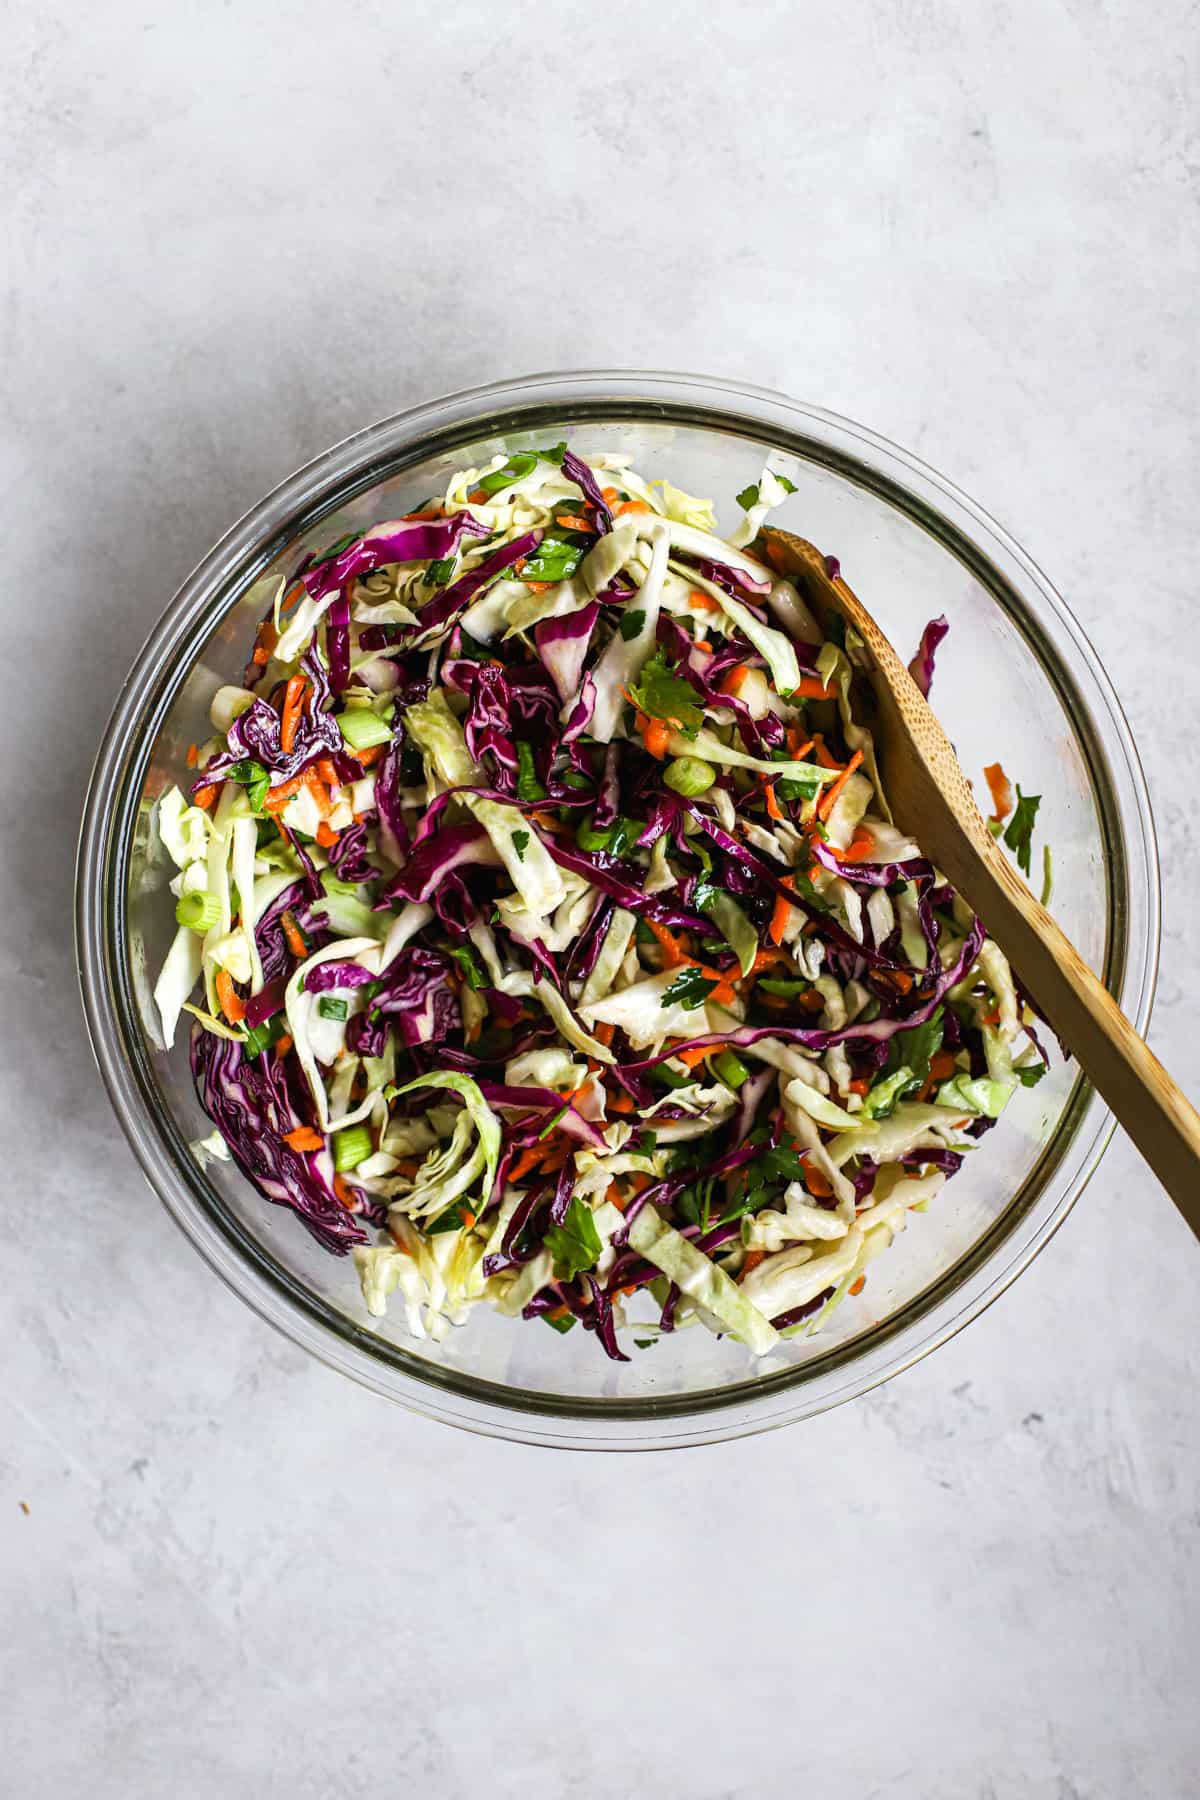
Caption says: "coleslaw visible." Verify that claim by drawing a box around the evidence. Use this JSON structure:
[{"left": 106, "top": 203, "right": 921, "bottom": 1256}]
[{"left": 152, "top": 445, "right": 1048, "bottom": 1360}]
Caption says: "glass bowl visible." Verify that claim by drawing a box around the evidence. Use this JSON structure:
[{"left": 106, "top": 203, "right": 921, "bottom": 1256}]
[{"left": 75, "top": 371, "right": 1159, "bottom": 1449}]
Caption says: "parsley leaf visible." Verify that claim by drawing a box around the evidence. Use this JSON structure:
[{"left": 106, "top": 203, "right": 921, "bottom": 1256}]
[
  {"left": 515, "top": 533, "right": 589, "bottom": 584},
  {"left": 663, "top": 966, "right": 719, "bottom": 1011},
  {"left": 736, "top": 474, "right": 796, "bottom": 510},
  {"left": 628, "top": 648, "right": 703, "bottom": 738},
  {"left": 1003, "top": 786, "right": 1042, "bottom": 876},
  {"left": 537, "top": 442, "right": 568, "bottom": 467},
  {"left": 884, "top": 1006, "right": 945, "bottom": 1085},
  {"left": 619, "top": 609, "right": 646, "bottom": 642},
  {"left": 1017, "top": 1062, "right": 1048, "bottom": 1088},
  {"left": 228, "top": 759, "right": 270, "bottom": 813},
  {"left": 544, "top": 1197, "right": 603, "bottom": 1280},
  {"left": 512, "top": 830, "right": 530, "bottom": 862},
  {"left": 424, "top": 556, "right": 455, "bottom": 587}
]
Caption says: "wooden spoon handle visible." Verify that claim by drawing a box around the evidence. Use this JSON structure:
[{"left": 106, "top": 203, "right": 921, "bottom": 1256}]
[{"left": 950, "top": 838, "right": 1200, "bottom": 1231}]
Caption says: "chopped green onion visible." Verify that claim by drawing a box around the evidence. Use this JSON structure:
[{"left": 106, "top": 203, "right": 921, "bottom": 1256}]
[
  {"left": 332, "top": 1125, "right": 373, "bottom": 1172},
  {"left": 338, "top": 709, "right": 392, "bottom": 752},
  {"left": 712, "top": 1049, "right": 750, "bottom": 1090},
  {"left": 317, "top": 996, "right": 349, "bottom": 1021},
  {"left": 575, "top": 817, "right": 612, "bottom": 852},
  {"left": 516, "top": 741, "right": 545, "bottom": 803},
  {"left": 243, "top": 1014, "right": 285, "bottom": 1060},
  {"left": 449, "top": 944, "right": 486, "bottom": 989},
  {"left": 663, "top": 756, "right": 715, "bottom": 797},
  {"left": 175, "top": 890, "right": 221, "bottom": 933},
  {"left": 477, "top": 453, "right": 539, "bottom": 494}
]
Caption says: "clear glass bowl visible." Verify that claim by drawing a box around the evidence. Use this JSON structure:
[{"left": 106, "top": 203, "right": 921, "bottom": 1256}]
[{"left": 75, "top": 371, "right": 1159, "bottom": 1449}]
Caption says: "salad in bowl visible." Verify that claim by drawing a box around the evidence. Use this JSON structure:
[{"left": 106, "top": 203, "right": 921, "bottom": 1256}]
[{"left": 151, "top": 444, "right": 1047, "bottom": 1364}]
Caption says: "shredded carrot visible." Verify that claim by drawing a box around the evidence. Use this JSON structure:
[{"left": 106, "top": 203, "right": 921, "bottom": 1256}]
[
  {"left": 693, "top": 639, "right": 713, "bottom": 652},
  {"left": 468, "top": 487, "right": 488, "bottom": 503},
  {"left": 461, "top": 1211, "right": 476, "bottom": 1230},
  {"left": 763, "top": 780, "right": 784, "bottom": 823},
  {"left": 674, "top": 1044, "right": 712, "bottom": 1070},
  {"left": 614, "top": 499, "right": 650, "bottom": 516},
  {"left": 768, "top": 875, "right": 797, "bottom": 946},
  {"left": 315, "top": 757, "right": 339, "bottom": 791},
  {"left": 333, "top": 1175, "right": 357, "bottom": 1210},
  {"left": 645, "top": 919, "right": 691, "bottom": 968},
  {"left": 274, "top": 1033, "right": 293, "bottom": 1059},
  {"left": 741, "top": 1250, "right": 765, "bottom": 1276},
  {"left": 193, "top": 783, "right": 219, "bottom": 810},
  {"left": 600, "top": 487, "right": 621, "bottom": 506},
  {"left": 838, "top": 825, "right": 876, "bottom": 863},
  {"left": 185, "top": 743, "right": 198, "bottom": 768},
  {"left": 215, "top": 970, "right": 245, "bottom": 1024},
  {"left": 803, "top": 1166, "right": 834, "bottom": 1200},
  {"left": 929, "top": 1051, "right": 958, "bottom": 1081},
  {"left": 614, "top": 1284, "right": 639, "bottom": 1300},
  {"left": 301, "top": 766, "right": 332, "bottom": 818},
  {"left": 719, "top": 665, "right": 750, "bottom": 697},
  {"left": 605, "top": 1181, "right": 627, "bottom": 1213},
  {"left": 279, "top": 674, "right": 307, "bottom": 754},
  {"left": 315, "top": 821, "right": 337, "bottom": 849},
  {"left": 984, "top": 761, "right": 1014, "bottom": 822},
  {"left": 979, "top": 1004, "right": 1001, "bottom": 1026},
  {"left": 608, "top": 1089, "right": 635, "bottom": 1114},
  {"left": 810, "top": 734, "right": 841, "bottom": 770},
  {"left": 592, "top": 1021, "right": 615, "bottom": 1047},
  {"left": 556, "top": 512, "right": 592, "bottom": 532},
  {"left": 817, "top": 749, "right": 864, "bottom": 821},
  {"left": 281, "top": 910, "right": 308, "bottom": 960},
  {"left": 283, "top": 1125, "right": 324, "bottom": 1153},
  {"left": 798, "top": 989, "right": 825, "bottom": 1015},
  {"left": 527, "top": 580, "right": 554, "bottom": 594},
  {"left": 640, "top": 717, "right": 672, "bottom": 759},
  {"left": 793, "top": 675, "right": 836, "bottom": 700},
  {"left": 508, "top": 1144, "right": 551, "bottom": 1186},
  {"left": 786, "top": 726, "right": 815, "bottom": 756},
  {"left": 748, "top": 945, "right": 791, "bottom": 976},
  {"left": 356, "top": 743, "right": 386, "bottom": 768},
  {"left": 263, "top": 774, "right": 304, "bottom": 813},
  {"left": 848, "top": 1276, "right": 866, "bottom": 1297},
  {"left": 404, "top": 509, "right": 443, "bottom": 521},
  {"left": 690, "top": 589, "right": 720, "bottom": 613},
  {"left": 251, "top": 644, "right": 269, "bottom": 667},
  {"left": 848, "top": 1077, "right": 871, "bottom": 1097}
]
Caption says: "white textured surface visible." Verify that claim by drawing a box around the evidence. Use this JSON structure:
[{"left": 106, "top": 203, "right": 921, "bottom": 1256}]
[{"left": 4, "top": 3, "right": 1198, "bottom": 1794}]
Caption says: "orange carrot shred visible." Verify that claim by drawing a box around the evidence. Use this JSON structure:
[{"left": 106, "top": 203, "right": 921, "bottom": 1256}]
[
  {"left": 281, "top": 910, "right": 308, "bottom": 960},
  {"left": 817, "top": 749, "right": 864, "bottom": 821},
  {"left": 215, "top": 969, "right": 245, "bottom": 1024},
  {"left": 192, "top": 784, "right": 219, "bottom": 811},
  {"left": 284, "top": 1125, "right": 324, "bottom": 1153},
  {"left": 984, "top": 761, "right": 1014, "bottom": 822},
  {"left": 315, "top": 821, "right": 337, "bottom": 849},
  {"left": 279, "top": 674, "right": 307, "bottom": 754}
]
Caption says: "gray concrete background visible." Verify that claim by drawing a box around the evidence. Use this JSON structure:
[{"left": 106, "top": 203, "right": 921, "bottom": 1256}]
[{"left": 4, "top": 2, "right": 1197, "bottom": 1794}]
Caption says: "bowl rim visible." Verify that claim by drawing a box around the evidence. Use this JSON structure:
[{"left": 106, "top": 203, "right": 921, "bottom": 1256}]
[{"left": 75, "top": 369, "right": 1160, "bottom": 1449}]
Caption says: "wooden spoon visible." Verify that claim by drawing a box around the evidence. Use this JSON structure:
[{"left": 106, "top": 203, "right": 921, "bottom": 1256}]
[{"left": 760, "top": 525, "right": 1200, "bottom": 1232}]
